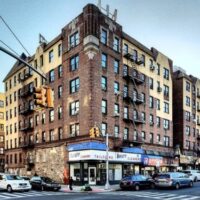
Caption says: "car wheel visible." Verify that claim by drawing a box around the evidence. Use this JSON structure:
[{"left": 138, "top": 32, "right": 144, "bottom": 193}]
[
  {"left": 175, "top": 183, "right": 180, "bottom": 190},
  {"left": 189, "top": 181, "right": 193, "bottom": 187},
  {"left": 7, "top": 185, "right": 12, "bottom": 193},
  {"left": 135, "top": 184, "right": 140, "bottom": 191},
  {"left": 194, "top": 177, "right": 197, "bottom": 182},
  {"left": 150, "top": 183, "right": 155, "bottom": 189}
]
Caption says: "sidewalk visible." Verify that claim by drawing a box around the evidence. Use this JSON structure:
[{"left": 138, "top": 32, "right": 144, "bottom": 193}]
[{"left": 60, "top": 184, "right": 120, "bottom": 193}]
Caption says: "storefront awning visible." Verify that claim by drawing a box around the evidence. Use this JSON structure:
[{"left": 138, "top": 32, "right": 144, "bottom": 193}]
[{"left": 122, "top": 147, "right": 145, "bottom": 154}]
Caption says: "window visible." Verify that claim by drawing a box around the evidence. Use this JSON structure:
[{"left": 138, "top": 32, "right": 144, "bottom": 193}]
[
  {"left": 123, "top": 85, "right": 128, "bottom": 97},
  {"left": 163, "top": 85, "right": 169, "bottom": 97},
  {"left": 186, "top": 96, "right": 190, "bottom": 106},
  {"left": 58, "top": 44, "right": 62, "bottom": 57},
  {"left": 141, "top": 93, "right": 145, "bottom": 103},
  {"left": 186, "top": 126, "right": 190, "bottom": 136},
  {"left": 49, "top": 50, "right": 54, "bottom": 63},
  {"left": 149, "top": 114, "right": 154, "bottom": 125},
  {"left": 70, "top": 55, "right": 79, "bottom": 71},
  {"left": 133, "top": 50, "right": 138, "bottom": 62},
  {"left": 101, "top": 28, "right": 107, "bottom": 44},
  {"left": 156, "top": 99, "right": 160, "bottom": 110},
  {"left": 114, "top": 104, "right": 119, "bottom": 115},
  {"left": 35, "top": 115, "right": 39, "bottom": 126},
  {"left": 114, "top": 82, "right": 119, "bottom": 94},
  {"left": 114, "top": 126, "right": 119, "bottom": 138},
  {"left": 49, "top": 130, "right": 54, "bottom": 142},
  {"left": 123, "top": 128, "right": 129, "bottom": 140},
  {"left": 141, "top": 54, "right": 145, "bottom": 66},
  {"left": 9, "top": 79, "right": 12, "bottom": 89},
  {"left": 101, "top": 76, "right": 107, "bottom": 91},
  {"left": 0, "top": 124, "right": 4, "bottom": 131},
  {"left": 42, "top": 113, "right": 46, "bottom": 124},
  {"left": 185, "top": 111, "right": 190, "bottom": 121},
  {"left": 101, "top": 53, "right": 107, "bottom": 68},
  {"left": 141, "top": 112, "right": 146, "bottom": 122},
  {"left": 14, "top": 123, "right": 17, "bottom": 133},
  {"left": 69, "top": 31, "right": 79, "bottom": 48},
  {"left": 14, "top": 92, "right": 16, "bottom": 102},
  {"left": 40, "top": 55, "right": 43, "bottom": 66},
  {"left": 157, "top": 64, "right": 160, "bottom": 75},
  {"left": 58, "top": 65, "right": 63, "bottom": 78},
  {"left": 70, "top": 100, "right": 79, "bottom": 115},
  {"left": 164, "top": 136, "right": 170, "bottom": 147},
  {"left": 101, "top": 123, "right": 107, "bottom": 136},
  {"left": 5, "top": 82, "right": 8, "bottom": 91},
  {"left": 163, "top": 68, "right": 169, "bottom": 80},
  {"left": 150, "top": 133, "right": 154, "bottom": 144},
  {"left": 10, "top": 94, "right": 12, "bottom": 104},
  {"left": 49, "top": 109, "right": 54, "bottom": 122},
  {"left": 58, "top": 106, "right": 62, "bottom": 119},
  {"left": 0, "top": 112, "right": 4, "bottom": 119},
  {"left": 133, "top": 130, "right": 138, "bottom": 141},
  {"left": 70, "top": 123, "right": 79, "bottom": 136},
  {"left": 35, "top": 133, "right": 39, "bottom": 143},
  {"left": 156, "top": 117, "right": 161, "bottom": 127},
  {"left": 157, "top": 134, "right": 161, "bottom": 143},
  {"left": 141, "top": 131, "right": 146, "bottom": 141},
  {"left": 101, "top": 100, "right": 107, "bottom": 114},
  {"left": 149, "top": 96, "right": 154, "bottom": 108},
  {"left": 124, "top": 44, "right": 128, "bottom": 54},
  {"left": 186, "top": 81, "right": 190, "bottom": 92},
  {"left": 193, "top": 128, "right": 196, "bottom": 137},
  {"left": 58, "top": 85, "right": 62, "bottom": 98},
  {"left": 164, "top": 102, "right": 169, "bottom": 113},
  {"left": 124, "top": 107, "right": 128, "bottom": 119},
  {"left": 163, "top": 119, "right": 170, "bottom": 130},
  {"left": 113, "top": 36, "right": 120, "bottom": 52},
  {"left": 0, "top": 100, "right": 4, "bottom": 107},
  {"left": 114, "top": 59, "right": 119, "bottom": 74},
  {"left": 49, "top": 70, "right": 55, "bottom": 82},
  {"left": 149, "top": 78, "right": 153, "bottom": 89},
  {"left": 58, "top": 127, "right": 63, "bottom": 140},
  {"left": 70, "top": 78, "right": 80, "bottom": 93},
  {"left": 42, "top": 131, "right": 46, "bottom": 143}
]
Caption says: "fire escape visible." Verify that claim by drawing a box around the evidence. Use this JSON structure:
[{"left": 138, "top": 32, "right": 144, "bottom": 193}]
[
  {"left": 18, "top": 67, "right": 35, "bottom": 169},
  {"left": 122, "top": 47, "right": 145, "bottom": 147}
]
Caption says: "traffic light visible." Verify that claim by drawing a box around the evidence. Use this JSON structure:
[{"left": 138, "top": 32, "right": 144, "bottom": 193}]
[
  {"left": 46, "top": 87, "right": 54, "bottom": 108},
  {"left": 89, "top": 127, "right": 100, "bottom": 138},
  {"left": 33, "top": 87, "right": 44, "bottom": 106}
]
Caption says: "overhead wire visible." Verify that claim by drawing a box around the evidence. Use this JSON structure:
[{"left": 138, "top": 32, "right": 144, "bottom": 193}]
[
  {"left": 0, "top": 40, "right": 20, "bottom": 57},
  {"left": 0, "top": 16, "right": 31, "bottom": 56}
]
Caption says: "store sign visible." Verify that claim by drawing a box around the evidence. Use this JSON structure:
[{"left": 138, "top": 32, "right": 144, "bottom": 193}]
[
  {"left": 179, "top": 155, "right": 195, "bottom": 164},
  {"left": 69, "top": 150, "right": 141, "bottom": 163},
  {"left": 143, "top": 155, "right": 163, "bottom": 167}
]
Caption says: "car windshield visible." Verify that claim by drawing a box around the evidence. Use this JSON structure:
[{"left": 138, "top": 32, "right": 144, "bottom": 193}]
[
  {"left": 122, "top": 176, "right": 132, "bottom": 181},
  {"left": 41, "top": 177, "right": 54, "bottom": 183},
  {"left": 6, "top": 175, "right": 23, "bottom": 180},
  {"left": 183, "top": 171, "right": 191, "bottom": 174}
]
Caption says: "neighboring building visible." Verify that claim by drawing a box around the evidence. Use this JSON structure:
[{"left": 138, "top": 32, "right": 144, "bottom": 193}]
[
  {"left": 173, "top": 69, "right": 200, "bottom": 169},
  {"left": 0, "top": 92, "right": 5, "bottom": 172},
  {"left": 4, "top": 3, "right": 176, "bottom": 185}
]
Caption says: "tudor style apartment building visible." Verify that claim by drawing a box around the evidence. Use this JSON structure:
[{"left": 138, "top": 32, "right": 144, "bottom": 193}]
[
  {"left": 3, "top": 4, "right": 177, "bottom": 185},
  {"left": 173, "top": 69, "right": 200, "bottom": 168},
  {"left": 0, "top": 92, "right": 5, "bottom": 172}
]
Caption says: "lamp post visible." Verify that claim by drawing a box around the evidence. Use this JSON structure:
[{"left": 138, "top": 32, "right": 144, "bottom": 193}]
[{"left": 105, "top": 132, "right": 110, "bottom": 190}]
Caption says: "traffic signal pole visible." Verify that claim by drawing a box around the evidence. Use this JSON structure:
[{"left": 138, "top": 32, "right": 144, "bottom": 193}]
[{"left": 0, "top": 46, "right": 47, "bottom": 80}]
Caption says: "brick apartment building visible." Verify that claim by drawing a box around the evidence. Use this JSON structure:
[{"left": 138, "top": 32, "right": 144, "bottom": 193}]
[
  {"left": 173, "top": 68, "right": 200, "bottom": 170},
  {"left": 0, "top": 92, "right": 5, "bottom": 172},
  {"left": 3, "top": 3, "right": 178, "bottom": 185}
]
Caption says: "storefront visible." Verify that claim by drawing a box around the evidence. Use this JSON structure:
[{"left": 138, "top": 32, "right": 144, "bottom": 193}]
[
  {"left": 68, "top": 142, "right": 142, "bottom": 185},
  {"left": 179, "top": 155, "right": 197, "bottom": 170}
]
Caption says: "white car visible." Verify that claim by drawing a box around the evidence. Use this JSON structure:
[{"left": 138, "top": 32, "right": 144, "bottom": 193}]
[
  {"left": 0, "top": 173, "right": 31, "bottom": 192},
  {"left": 182, "top": 170, "right": 200, "bottom": 182}
]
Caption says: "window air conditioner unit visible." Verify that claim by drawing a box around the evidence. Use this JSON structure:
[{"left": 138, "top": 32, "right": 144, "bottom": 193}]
[
  {"left": 164, "top": 125, "right": 168, "bottom": 130},
  {"left": 115, "top": 91, "right": 121, "bottom": 96},
  {"left": 74, "top": 110, "right": 79, "bottom": 115},
  {"left": 150, "top": 65, "right": 155, "bottom": 70},
  {"left": 114, "top": 113, "right": 120, "bottom": 117}
]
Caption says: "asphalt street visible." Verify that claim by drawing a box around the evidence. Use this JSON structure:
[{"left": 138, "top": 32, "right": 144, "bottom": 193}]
[{"left": 2, "top": 182, "right": 200, "bottom": 200}]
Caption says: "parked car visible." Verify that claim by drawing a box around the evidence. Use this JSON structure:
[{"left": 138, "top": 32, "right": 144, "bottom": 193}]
[
  {"left": 181, "top": 170, "right": 200, "bottom": 182},
  {"left": 155, "top": 172, "right": 193, "bottom": 189},
  {"left": 0, "top": 173, "right": 31, "bottom": 192},
  {"left": 120, "top": 175, "right": 155, "bottom": 191},
  {"left": 21, "top": 176, "right": 30, "bottom": 181},
  {"left": 30, "top": 176, "right": 61, "bottom": 191}
]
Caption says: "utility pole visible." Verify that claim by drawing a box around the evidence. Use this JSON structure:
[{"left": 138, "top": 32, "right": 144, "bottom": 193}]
[{"left": 105, "top": 132, "right": 110, "bottom": 190}]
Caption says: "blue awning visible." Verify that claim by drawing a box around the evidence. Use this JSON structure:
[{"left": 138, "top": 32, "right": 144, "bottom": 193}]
[
  {"left": 122, "top": 147, "right": 145, "bottom": 154},
  {"left": 67, "top": 141, "right": 106, "bottom": 151}
]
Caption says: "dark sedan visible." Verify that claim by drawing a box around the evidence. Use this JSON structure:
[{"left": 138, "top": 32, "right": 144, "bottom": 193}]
[
  {"left": 120, "top": 175, "right": 155, "bottom": 191},
  {"left": 30, "top": 176, "right": 61, "bottom": 191}
]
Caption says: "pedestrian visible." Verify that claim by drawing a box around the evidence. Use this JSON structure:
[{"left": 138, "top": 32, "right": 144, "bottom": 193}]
[{"left": 69, "top": 177, "right": 73, "bottom": 191}]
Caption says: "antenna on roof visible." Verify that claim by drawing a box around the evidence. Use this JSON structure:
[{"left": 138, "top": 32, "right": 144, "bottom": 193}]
[
  {"left": 106, "top": 5, "right": 110, "bottom": 16},
  {"left": 112, "top": 9, "right": 117, "bottom": 21},
  {"left": 39, "top": 33, "right": 47, "bottom": 45}
]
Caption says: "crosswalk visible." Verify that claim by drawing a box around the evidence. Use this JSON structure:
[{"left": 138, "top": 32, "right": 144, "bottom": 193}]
[
  {"left": 101, "top": 191, "right": 200, "bottom": 200},
  {"left": 0, "top": 191, "right": 72, "bottom": 199}
]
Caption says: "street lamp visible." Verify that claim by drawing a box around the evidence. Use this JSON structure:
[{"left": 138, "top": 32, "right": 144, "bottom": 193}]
[{"left": 105, "top": 132, "right": 110, "bottom": 190}]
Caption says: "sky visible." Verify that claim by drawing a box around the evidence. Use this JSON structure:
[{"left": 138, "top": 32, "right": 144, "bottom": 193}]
[{"left": 0, "top": 0, "right": 200, "bottom": 92}]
